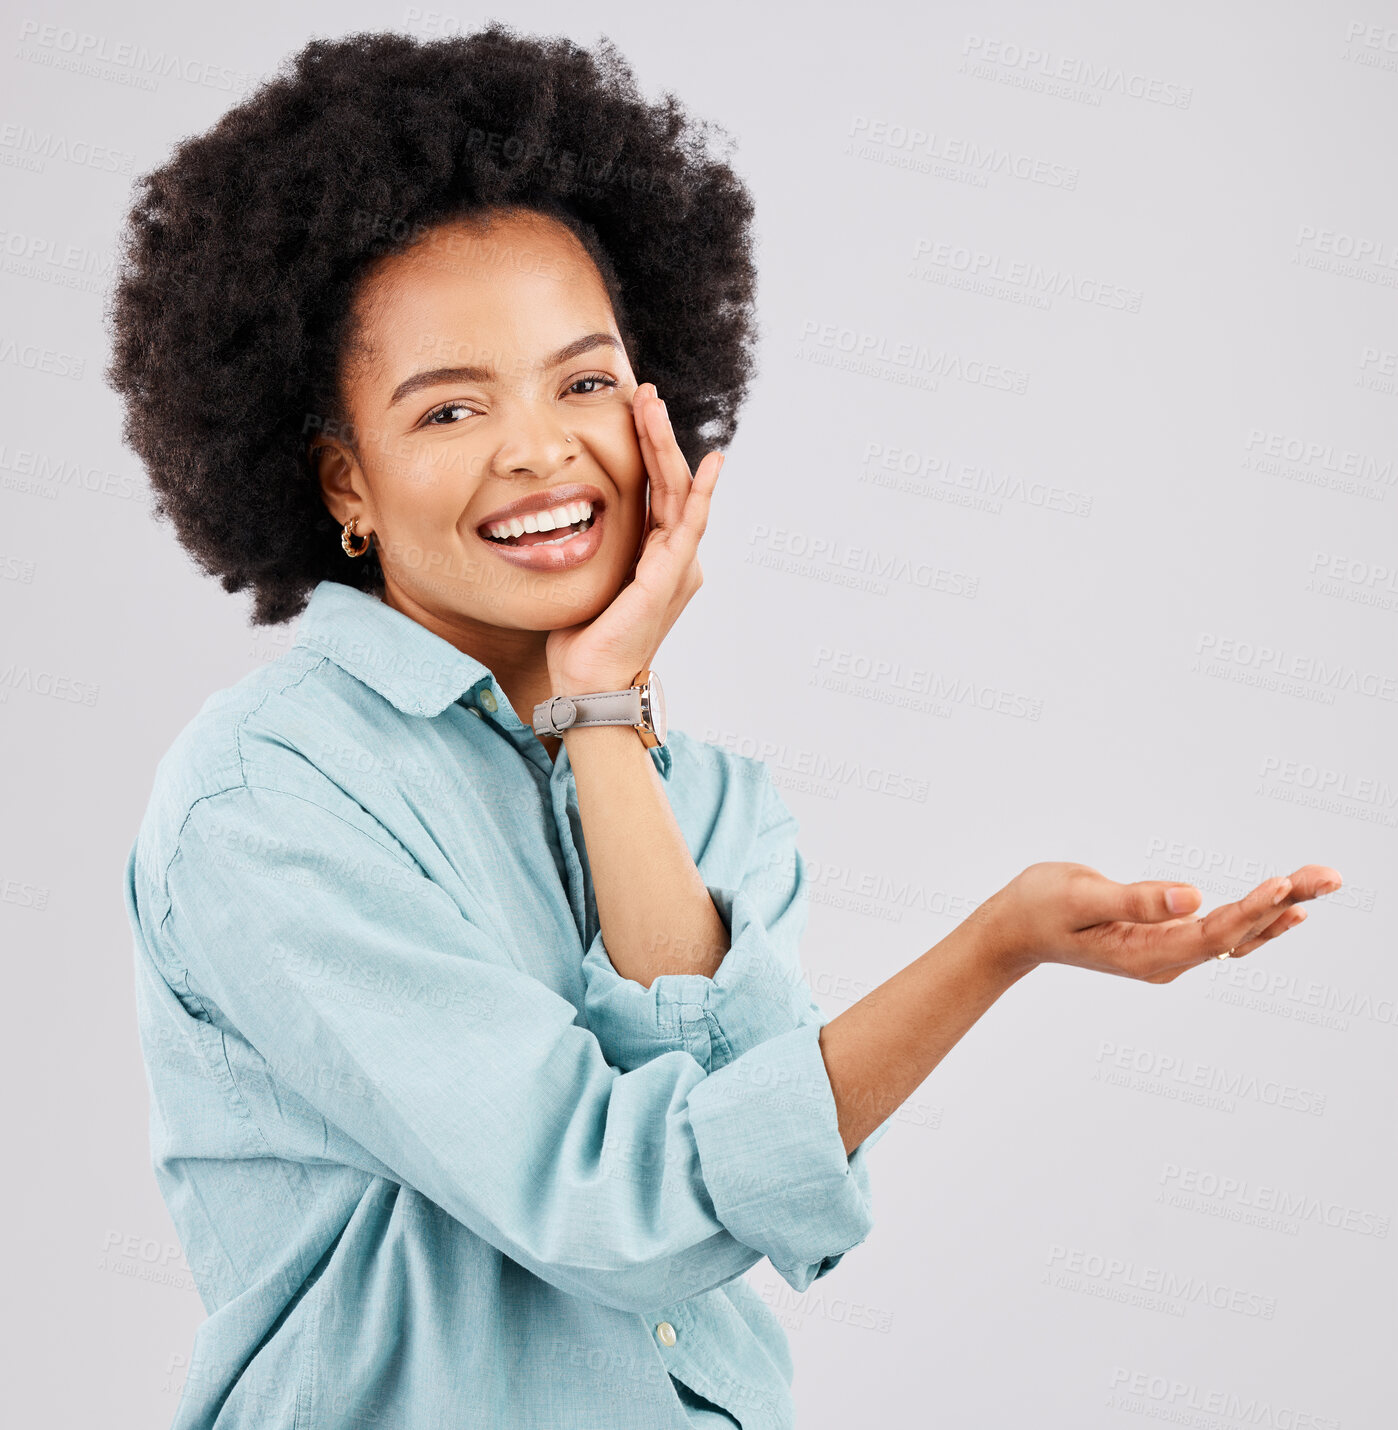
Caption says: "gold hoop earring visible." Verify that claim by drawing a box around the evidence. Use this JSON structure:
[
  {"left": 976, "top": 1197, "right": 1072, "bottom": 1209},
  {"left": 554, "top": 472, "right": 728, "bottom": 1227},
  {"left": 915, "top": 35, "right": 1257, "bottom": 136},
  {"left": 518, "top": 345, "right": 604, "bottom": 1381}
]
[{"left": 340, "top": 518, "right": 372, "bottom": 558}]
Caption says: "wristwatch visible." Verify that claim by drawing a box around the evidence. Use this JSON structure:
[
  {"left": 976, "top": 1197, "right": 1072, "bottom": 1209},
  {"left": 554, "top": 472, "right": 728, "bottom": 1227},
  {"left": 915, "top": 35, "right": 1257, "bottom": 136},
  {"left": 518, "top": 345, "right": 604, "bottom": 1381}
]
[{"left": 532, "top": 668, "right": 667, "bottom": 749}]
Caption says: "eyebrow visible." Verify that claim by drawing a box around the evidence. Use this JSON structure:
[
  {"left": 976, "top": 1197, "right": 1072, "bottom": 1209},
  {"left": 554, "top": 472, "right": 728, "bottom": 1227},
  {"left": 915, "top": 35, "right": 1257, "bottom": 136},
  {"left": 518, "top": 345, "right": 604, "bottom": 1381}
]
[{"left": 387, "top": 332, "right": 623, "bottom": 407}]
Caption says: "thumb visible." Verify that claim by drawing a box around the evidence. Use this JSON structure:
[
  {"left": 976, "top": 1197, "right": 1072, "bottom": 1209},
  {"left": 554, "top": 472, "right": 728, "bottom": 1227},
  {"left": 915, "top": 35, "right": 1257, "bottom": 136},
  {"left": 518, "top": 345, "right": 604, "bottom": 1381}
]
[
  {"left": 621, "top": 506, "right": 652, "bottom": 589},
  {"left": 1078, "top": 877, "right": 1202, "bottom": 927},
  {"left": 634, "top": 503, "right": 652, "bottom": 562}
]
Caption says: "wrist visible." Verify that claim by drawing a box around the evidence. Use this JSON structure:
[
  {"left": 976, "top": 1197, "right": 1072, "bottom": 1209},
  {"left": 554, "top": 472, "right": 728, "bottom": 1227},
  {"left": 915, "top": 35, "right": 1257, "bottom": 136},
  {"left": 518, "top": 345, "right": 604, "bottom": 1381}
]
[
  {"left": 961, "top": 893, "right": 1041, "bottom": 985},
  {"left": 549, "top": 666, "right": 642, "bottom": 697},
  {"left": 537, "top": 666, "right": 666, "bottom": 750},
  {"left": 560, "top": 721, "right": 655, "bottom": 777},
  {"left": 560, "top": 722, "right": 645, "bottom": 750}
]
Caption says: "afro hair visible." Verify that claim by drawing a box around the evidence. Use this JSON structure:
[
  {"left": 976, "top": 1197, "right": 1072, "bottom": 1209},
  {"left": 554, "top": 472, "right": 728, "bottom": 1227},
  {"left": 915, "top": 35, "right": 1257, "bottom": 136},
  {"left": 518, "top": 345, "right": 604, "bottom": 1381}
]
[{"left": 105, "top": 25, "right": 758, "bottom": 625}]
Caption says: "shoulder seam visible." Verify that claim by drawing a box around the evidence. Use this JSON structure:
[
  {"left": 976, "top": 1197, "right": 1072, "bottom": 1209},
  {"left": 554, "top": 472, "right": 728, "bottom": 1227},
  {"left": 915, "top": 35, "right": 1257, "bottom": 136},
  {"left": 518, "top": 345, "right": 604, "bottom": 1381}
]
[
  {"left": 233, "top": 650, "right": 327, "bottom": 786},
  {"left": 160, "top": 782, "right": 421, "bottom": 912},
  {"left": 154, "top": 651, "right": 334, "bottom": 919},
  {"left": 156, "top": 757, "right": 422, "bottom": 941}
]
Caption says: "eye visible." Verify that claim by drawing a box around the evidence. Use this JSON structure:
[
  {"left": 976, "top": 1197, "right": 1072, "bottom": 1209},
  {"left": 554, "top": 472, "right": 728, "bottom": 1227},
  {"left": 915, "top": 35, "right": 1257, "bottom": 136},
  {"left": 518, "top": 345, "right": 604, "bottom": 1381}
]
[
  {"left": 421, "top": 400, "right": 476, "bottom": 427},
  {"left": 567, "top": 372, "right": 619, "bottom": 396}
]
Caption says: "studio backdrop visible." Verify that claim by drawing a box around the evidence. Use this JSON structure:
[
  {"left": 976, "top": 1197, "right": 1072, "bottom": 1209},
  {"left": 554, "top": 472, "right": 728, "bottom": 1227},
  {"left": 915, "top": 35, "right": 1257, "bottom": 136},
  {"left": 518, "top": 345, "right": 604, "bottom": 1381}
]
[{"left": 4, "top": 2, "right": 1394, "bottom": 1425}]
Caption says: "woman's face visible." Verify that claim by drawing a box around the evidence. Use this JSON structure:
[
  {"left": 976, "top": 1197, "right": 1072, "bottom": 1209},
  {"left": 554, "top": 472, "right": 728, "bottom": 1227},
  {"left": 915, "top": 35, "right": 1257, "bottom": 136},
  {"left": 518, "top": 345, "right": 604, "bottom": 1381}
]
[{"left": 314, "top": 207, "right": 648, "bottom": 636}]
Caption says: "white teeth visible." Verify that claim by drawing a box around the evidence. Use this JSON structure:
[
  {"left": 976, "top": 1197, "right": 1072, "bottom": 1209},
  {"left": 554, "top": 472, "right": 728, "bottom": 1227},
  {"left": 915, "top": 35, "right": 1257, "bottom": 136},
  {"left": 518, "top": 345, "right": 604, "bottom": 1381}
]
[{"left": 484, "top": 499, "right": 593, "bottom": 541}]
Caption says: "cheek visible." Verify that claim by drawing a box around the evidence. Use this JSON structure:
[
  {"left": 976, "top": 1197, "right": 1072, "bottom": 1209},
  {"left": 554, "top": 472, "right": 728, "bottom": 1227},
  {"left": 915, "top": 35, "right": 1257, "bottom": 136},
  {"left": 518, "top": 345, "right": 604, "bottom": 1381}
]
[
  {"left": 380, "top": 483, "right": 446, "bottom": 530},
  {"left": 372, "top": 455, "right": 477, "bottom": 529},
  {"left": 615, "top": 416, "right": 649, "bottom": 477},
  {"left": 588, "top": 422, "right": 646, "bottom": 521},
  {"left": 596, "top": 413, "right": 644, "bottom": 479}
]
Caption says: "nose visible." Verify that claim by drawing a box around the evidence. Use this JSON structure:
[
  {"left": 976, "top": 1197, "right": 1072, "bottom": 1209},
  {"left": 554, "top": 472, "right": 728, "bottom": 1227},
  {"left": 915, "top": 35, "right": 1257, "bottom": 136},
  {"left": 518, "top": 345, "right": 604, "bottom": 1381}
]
[{"left": 489, "top": 398, "right": 576, "bottom": 480}]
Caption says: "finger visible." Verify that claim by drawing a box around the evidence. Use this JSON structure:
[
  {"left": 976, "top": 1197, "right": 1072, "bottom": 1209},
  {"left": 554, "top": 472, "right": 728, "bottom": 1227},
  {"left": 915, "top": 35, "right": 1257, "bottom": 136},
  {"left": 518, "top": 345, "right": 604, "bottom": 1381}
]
[
  {"left": 631, "top": 466, "right": 654, "bottom": 565},
  {"left": 1069, "top": 875, "right": 1207, "bottom": 929},
  {"left": 1141, "top": 905, "right": 1308, "bottom": 983},
  {"left": 631, "top": 383, "right": 665, "bottom": 518},
  {"left": 1100, "top": 873, "right": 1291, "bottom": 978},
  {"left": 1227, "top": 903, "right": 1308, "bottom": 958},
  {"left": 638, "top": 391, "right": 696, "bottom": 530},
  {"left": 634, "top": 387, "right": 721, "bottom": 564},
  {"left": 1176, "top": 875, "right": 1294, "bottom": 963},
  {"left": 673, "top": 450, "right": 722, "bottom": 553},
  {"left": 1273, "top": 864, "right": 1343, "bottom": 907},
  {"left": 630, "top": 384, "right": 670, "bottom": 528}
]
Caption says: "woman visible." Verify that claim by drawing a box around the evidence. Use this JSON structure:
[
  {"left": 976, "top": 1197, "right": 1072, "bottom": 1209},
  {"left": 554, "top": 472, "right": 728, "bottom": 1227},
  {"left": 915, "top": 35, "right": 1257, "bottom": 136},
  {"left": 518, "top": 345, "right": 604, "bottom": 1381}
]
[{"left": 108, "top": 26, "right": 1341, "bottom": 1430}]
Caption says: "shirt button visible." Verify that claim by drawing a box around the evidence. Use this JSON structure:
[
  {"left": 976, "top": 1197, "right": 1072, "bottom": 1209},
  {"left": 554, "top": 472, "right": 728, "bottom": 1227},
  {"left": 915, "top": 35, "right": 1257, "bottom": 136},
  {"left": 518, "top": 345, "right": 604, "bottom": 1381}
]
[
  {"left": 655, "top": 1321, "right": 677, "bottom": 1348},
  {"left": 466, "top": 706, "right": 483, "bottom": 719},
  {"left": 478, "top": 689, "right": 498, "bottom": 713}
]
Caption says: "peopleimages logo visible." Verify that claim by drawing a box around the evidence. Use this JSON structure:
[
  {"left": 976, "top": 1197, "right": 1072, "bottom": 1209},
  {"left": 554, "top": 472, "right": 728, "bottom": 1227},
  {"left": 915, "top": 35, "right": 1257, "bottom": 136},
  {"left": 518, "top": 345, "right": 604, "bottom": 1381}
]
[
  {"left": 745, "top": 523, "right": 980, "bottom": 599},
  {"left": 810, "top": 645, "right": 1044, "bottom": 721},
  {"left": 700, "top": 729, "right": 932, "bottom": 804},
  {"left": 1159, "top": 1162, "right": 1391, "bottom": 1239},
  {"left": 15, "top": 20, "right": 260, "bottom": 95},
  {"left": 1044, "top": 1244, "right": 1276, "bottom": 1319},
  {"left": 1106, "top": 1366, "right": 1340, "bottom": 1429},
  {"left": 909, "top": 236, "right": 1144, "bottom": 313},
  {"left": 1092, "top": 1040, "right": 1327, "bottom": 1117},
  {"left": 796, "top": 319, "right": 1030, "bottom": 395},
  {"left": 845, "top": 115, "right": 1080, "bottom": 190},
  {"left": 1293, "top": 223, "right": 1398, "bottom": 270},
  {"left": 959, "top": 34, "right": 1193, "bottom": 108},
  {"left": 1194, "top": 631, "right": 1398, "bottom": 706},
  {"left": 1243, "top": 427, "right": 1395, "bottom": 484}
]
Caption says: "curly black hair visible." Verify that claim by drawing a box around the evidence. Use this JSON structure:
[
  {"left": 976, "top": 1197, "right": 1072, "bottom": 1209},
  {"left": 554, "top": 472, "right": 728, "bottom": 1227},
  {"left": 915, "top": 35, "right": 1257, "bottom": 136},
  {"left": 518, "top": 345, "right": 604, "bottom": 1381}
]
[{"left": 105, "top": 25, "right": 758, "bottom": 626}]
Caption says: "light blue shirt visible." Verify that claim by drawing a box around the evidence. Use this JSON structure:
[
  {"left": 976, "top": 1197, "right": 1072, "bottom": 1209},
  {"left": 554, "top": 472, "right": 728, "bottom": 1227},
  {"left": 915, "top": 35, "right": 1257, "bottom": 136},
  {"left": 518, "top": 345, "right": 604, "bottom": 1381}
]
[{"left": 123, "top": 578, "right": 889, "bottom": 1429}]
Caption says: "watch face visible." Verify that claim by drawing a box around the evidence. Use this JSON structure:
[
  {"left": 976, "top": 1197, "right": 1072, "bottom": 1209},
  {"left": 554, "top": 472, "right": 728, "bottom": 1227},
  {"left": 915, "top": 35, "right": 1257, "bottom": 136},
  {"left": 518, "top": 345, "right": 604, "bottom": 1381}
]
[
  {"left": 632, "top": 668, "right": 666, "bottom": 747},
  {"left": 645, "top": 671, "right": 666, "bottom": 744}
]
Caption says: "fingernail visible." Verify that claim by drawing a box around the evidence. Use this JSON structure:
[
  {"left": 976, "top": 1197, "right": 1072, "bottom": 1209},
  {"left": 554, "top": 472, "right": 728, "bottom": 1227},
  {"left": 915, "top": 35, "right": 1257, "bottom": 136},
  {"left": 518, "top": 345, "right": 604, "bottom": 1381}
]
[
  {"left": 1271, "top": 879, "right": 1292, "bottom": 904},
  {"left": 1165, "top": 886, "right": 1195, "bottom": 913},
  {"left": 1316, "top": 879, "right": 1340, "bottom": 895}
]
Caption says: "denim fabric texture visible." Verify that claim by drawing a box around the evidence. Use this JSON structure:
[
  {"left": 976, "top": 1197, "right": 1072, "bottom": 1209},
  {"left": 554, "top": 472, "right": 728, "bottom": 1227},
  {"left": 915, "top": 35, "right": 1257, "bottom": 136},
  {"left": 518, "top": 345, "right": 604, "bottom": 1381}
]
[{"left": 123, "top": 578, "right": 890, "bottom": 1429}]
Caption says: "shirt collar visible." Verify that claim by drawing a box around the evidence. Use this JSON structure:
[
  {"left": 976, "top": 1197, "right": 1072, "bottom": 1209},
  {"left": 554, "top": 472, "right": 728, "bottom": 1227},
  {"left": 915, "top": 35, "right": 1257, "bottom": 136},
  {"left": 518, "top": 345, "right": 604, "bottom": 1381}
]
[{"left": 293, "top": 580, "right": 671, "bottom": 779}]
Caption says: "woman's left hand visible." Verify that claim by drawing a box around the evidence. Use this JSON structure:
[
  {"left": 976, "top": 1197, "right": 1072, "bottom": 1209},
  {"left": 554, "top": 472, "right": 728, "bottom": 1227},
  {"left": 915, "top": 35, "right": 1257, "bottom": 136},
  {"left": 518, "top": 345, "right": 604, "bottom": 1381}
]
[{"left": 545, "top": 382, "right": 722, "bottom": 692}]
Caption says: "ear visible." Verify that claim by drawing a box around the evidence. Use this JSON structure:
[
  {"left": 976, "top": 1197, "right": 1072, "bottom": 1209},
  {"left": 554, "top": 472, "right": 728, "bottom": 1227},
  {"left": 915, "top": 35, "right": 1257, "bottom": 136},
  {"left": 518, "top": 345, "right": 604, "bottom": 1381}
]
[{"left": 311, "top": 433, "right": 367, "bottom": 529}]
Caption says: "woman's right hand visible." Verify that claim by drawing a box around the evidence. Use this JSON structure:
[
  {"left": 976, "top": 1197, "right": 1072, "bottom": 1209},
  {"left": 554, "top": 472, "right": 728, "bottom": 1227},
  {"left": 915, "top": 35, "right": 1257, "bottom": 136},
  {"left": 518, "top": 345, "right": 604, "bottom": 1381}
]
[{"left": 972, "top": 861, "right": 1344, "bottom": 984}]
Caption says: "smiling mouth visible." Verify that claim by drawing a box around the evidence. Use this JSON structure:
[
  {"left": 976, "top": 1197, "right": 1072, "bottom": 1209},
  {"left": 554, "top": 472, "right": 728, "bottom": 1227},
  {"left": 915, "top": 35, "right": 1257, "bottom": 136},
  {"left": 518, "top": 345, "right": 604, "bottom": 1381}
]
[
  {"left": 476, "top": 494, "right": 604, "bottom": 547},
  {"left": 481, "top": 510, "right": 598, "bottom": 547}
]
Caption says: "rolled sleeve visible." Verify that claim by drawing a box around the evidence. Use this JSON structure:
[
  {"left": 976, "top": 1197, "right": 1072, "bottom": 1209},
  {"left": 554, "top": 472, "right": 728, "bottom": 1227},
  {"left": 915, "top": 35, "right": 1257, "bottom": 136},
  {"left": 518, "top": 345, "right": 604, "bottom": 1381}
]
[
  {"left": 151, "top": 780, "right": 881, "bottom": 1316},
  {"left": 581, "top": 764, "right": 824, "bottom": 1075},
  {"left": 686, "top": 1021, "right": 878, "bottom": 1292},
  {"left": 580, "top": 881, "right": 819, "bottom": 1075}
]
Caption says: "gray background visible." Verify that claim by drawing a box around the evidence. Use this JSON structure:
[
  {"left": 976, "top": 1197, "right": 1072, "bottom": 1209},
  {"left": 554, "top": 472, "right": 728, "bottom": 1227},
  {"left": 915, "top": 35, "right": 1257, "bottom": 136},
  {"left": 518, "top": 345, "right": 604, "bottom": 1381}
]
[{"left": 4, "top": 0, "right": 1395, "bottom": 1424}]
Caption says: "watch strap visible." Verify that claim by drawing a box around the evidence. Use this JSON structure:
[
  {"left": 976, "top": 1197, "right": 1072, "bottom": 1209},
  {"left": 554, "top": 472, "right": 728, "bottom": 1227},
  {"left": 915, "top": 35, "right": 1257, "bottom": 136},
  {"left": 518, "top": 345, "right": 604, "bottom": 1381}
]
[{"left": 532, "top": 687, "right": 643, "bottom": 737}]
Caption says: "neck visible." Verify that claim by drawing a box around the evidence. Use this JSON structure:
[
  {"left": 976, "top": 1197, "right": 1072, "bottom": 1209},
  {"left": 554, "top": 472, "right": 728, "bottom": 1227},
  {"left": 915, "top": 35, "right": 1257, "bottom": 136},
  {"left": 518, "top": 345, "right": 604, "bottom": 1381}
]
[{"left": 378, "top": 576, "right": 557, "bottom": 744}]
